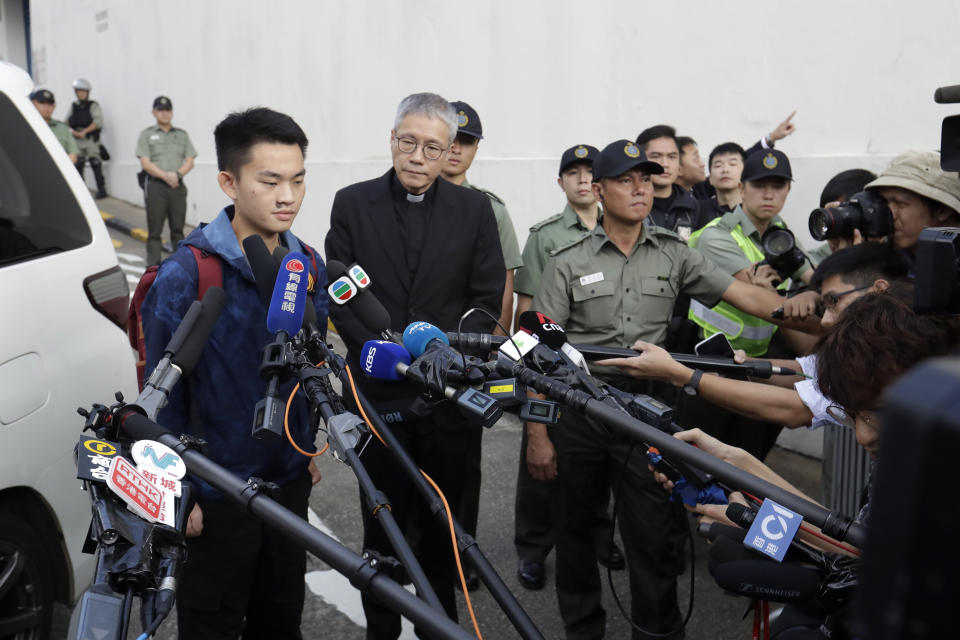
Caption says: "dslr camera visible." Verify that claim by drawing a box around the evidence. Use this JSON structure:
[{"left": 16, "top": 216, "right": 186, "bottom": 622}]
[{"left": 808, "top": 190, "right": 893, "bottom": 241}]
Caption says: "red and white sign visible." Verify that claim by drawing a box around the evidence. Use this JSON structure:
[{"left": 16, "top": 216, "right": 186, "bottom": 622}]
[{"left": 106, "top": 456, "right": 164, "bottom": 523}]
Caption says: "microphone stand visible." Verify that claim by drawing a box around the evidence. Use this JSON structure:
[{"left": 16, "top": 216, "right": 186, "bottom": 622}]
[
  {"left": 287, "top": 347, "right": 445, "bottom": 615},
  {"left": 308, "top": 336, "right": 546, "bottom": 640},
  {"left": 496, "top": 357, "right": 867, "bottom": 549},
  {"left": 114, "top": 405, "right": 474, "bottom": 640}
]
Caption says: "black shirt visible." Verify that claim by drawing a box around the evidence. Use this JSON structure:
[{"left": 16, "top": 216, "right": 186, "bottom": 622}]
[{"left": 390, "top": 174, "right": 437, "bottom": 281}]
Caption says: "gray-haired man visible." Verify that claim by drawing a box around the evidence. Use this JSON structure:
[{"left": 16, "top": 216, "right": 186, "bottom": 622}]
[{"left": 325, "top": 92, "right": 504, "bottom": 639}]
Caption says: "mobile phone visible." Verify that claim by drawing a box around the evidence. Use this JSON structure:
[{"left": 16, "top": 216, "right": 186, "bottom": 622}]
[{"left": 695, "top": 333, "right": 735, "bottom": 358}]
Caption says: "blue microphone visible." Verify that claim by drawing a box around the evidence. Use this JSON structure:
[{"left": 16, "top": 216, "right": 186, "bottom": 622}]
[
  {"left": 267, "top": 251, "right": 310, "bottom": 337},
  {"left": 360, "top": 340, "right": 411, "bottom": 381},
  {"left": 402, "top": 321, "right": 450, "bottom": 357},
  {"left": 252, "top": 252, "right": 310, "bottom": 440}
]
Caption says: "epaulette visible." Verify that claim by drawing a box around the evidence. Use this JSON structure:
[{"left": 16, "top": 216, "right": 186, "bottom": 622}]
[
  {"left": 470, "top": 184, "right": 505, "bottom": 205},
  {"left": 529, "top": 212, "right": 564, "bottom": 232},
  {"left": 548, "top": 232, "right": 590, "bottom": 257},
  {"left": 647, "top": 225, "right": 686, "bottom": 243}
]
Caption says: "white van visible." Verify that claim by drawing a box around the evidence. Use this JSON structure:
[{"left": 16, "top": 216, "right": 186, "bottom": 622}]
[{"left": 0, "top": 62, "right": 137, "bottom": 638}]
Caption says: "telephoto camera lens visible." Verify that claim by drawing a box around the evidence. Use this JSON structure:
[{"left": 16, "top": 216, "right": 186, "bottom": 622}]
[
  {"left": 760, "top": 227, "right": 806, "bottom": 280},
  {"left": 808, "top": 191, "right": 893, "bottom": 241}
]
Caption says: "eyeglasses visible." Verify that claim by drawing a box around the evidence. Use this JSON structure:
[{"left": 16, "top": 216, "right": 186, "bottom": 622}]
[
  {"left": 826, "top": 404, "right": 877, "bottom": 429},
  {"left": 821, "top": 285, "right": 871, "bottom": 311},
  {"left": 394, "top": 136, "right": 447, "bottom": 161}
]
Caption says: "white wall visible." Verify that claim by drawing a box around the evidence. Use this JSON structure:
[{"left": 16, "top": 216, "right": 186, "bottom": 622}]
[
  {"left": 0, "top": 0, "right": 28, "bottom": 69},
  {"left": 27, "top": 0, "right": 960, "bottom": 253}
]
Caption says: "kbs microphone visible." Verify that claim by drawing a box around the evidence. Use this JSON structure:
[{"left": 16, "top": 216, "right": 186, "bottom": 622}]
[
  {"left": 326, "top": 259, "right": 392, "bottom": 338},
  {"left": 252, "top": 253, "right": 310, "bottom": 439},
  {"left": 137, "top": 287, "right": 226, "bottom": 420},
  {"left": 360, "top": 340, "right": 411, "bottom": 381},
  {"left": 363, "top": 337, "right": 502, "bottom": 428}
]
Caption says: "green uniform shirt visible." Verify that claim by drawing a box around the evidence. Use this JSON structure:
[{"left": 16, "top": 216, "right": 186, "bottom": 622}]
[
  {"left": 694, "top": 205, "right": 808, "bottom": 281},
  {"left": 49, "top": 118, "right": 79, "bottom": 156},
  {"left": 515, "top": 203, "right": 598, "bottom": 297},
  {"left": 533, "top": 222, "right": 733, "bottom": 355},
  {"left": 463, "top": 179, "right": 523, "bottom": 270},
  {"left": 136, "top": 124, "right": 197, "bottom": 172}
]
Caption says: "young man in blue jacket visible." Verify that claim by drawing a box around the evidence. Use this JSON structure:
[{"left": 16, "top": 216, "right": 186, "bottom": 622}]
[{"left": 142, "top": 107, "right": 327, "bottom": 639}]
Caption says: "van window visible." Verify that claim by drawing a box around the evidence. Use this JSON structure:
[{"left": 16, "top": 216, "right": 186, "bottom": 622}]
[{"left": 0, "top": 92, "right": 92, "bottom": 267}]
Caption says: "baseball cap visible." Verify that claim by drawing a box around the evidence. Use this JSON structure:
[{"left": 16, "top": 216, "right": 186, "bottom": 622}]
[
  {"left": 30, "top": 89, "right": 55, "bottom": 104},
  {"left": 866, "top": 150, "right": 960, "bottom": 214},
  {"left": 450, "top": 101, "right": 483, "bottom": 139},
  {"left": 591, "top": 140, "right": 664, "bottom": 181},
  {"left": 153, "top": 96, "right": 173, "bottom": 110},
  {"left": 559, "top": 144, "right": 599, "bottom": 176},
  {"left": 741, "top": 149, "right": 793, "bottom": 182}
]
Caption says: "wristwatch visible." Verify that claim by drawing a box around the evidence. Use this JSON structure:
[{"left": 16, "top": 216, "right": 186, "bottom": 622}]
[{"left": 682, "top": 369, "right": 704, "bottom": 396}]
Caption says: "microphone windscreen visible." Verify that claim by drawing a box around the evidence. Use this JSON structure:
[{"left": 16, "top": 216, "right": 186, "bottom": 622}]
[
  {"left": 267, "top": 252, "right": 309, "bottom": 335},
  {"left": 360, "top": 340, "right": 411, "bottom": 381},
  {"left": 242, "top": 235, "right": 279, "bottom": 309},
  {"left": 172, "top": 286, "right": 226, "bottom": 376},
  {"left": 518, "top": 310, "right": 567, "bottom": 350},
  {"left": 325, "top": 260, "right": 392, "bottom": 335},
  {"left": 402, "top": 321, "right": 449, "bottom": 357},
  {"left": 712, "top": 559, "right": 822, "bottom": 603},
  {"left": 277, "top": 245, "right": 319, "bottom": 330}
]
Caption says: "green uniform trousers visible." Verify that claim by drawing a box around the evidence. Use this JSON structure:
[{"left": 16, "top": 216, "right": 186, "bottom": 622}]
[
  {"left": 144, "top": 177, "right": 187, "bottom": 266},
  {"left": 554, "top": 409, "right": 685, "bottom": 640}
]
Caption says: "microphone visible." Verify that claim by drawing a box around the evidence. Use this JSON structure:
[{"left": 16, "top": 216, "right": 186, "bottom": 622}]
[
  {"left": 518, "top": 310, "right": 590, "bottom": 373},
  {"left": 359, "top": 340, "right": 411, "bottom": 381},
  {"left": 934, "top": 84, "right": 960, "bottom": 104},
  {"left": 272, "top": 244, "right": 320, "bottom": 335},
  {"left": 243, "top": 234, "right": 280, "bottom": 308},
  {"left": 137, "top": 287, "right": 226, "bottom": 420},
  {"left": 371, "top": 328, "right": 502, "bottom": 427},
  {"left": 709, "top": 541, "right": 823, "bottom": 603},
  {"left": 252, "top": 253, "right": 310, "bottom": 439},
  {"left": 402, "top": 320, "right": 452, "bottom": 357},
  {"left": 326, "top": 259, "right": 392, "bottom": 339}
]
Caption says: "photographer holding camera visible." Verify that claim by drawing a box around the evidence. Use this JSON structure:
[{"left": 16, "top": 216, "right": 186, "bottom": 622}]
[{"left": 811, "top": 150, "right": 960, "bottom": 255}]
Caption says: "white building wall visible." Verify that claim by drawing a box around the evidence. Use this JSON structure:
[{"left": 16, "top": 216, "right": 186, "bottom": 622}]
[
  {"left": 27, "top": 0, "right": 960, "bottom": 252},
  {"left": 0, "top": 0, "right": 28, "bottom": 69}
]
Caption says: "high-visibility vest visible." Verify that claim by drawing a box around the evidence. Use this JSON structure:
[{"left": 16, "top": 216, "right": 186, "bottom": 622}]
[{"left": 688, "top": 218, "right": 785, "bottom": 356}]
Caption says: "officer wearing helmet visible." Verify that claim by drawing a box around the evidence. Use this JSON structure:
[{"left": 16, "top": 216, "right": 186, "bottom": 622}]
[{"left": 68, "top": 78, "right": 108, "bottom": 198}]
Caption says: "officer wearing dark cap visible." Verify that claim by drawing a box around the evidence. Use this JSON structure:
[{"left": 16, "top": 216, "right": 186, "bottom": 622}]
[
  {"left": 513, "top": 143, "right": 625, "bottom": 591},
  {"left": 30, "top": 88, "right": 79, "bottom": 163},
  {"left": 532, "top": 140, "right": 820, "bottom": 639},
  {"left": 686, "top": 147, "right": 813, "bottom": 458},
  {"left": 440, "top": 100, "right": 522, "bottom": 590},
  {"left": 135, "top": 95, "right": 197, "bottom": 266}
]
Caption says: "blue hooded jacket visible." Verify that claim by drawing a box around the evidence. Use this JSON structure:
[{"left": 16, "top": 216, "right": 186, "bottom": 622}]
[{"left": 142, "top": 206, "right": 328, "bottom": 499}]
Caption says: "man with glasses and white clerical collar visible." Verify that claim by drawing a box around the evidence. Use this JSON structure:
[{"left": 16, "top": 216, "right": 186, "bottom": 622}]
[{"left": 325, "top": 92, "right": 504, "bottom": 640}]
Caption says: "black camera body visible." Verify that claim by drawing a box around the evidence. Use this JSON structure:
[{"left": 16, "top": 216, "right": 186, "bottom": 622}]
[{"left": 808, "top": 190, "right": 893, "bottom": 241}]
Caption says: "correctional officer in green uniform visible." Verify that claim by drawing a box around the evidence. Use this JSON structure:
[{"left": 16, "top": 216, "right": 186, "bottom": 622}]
[
  {"left": 687, "top": 148, "right": 813, "bottom": 459},
  {"left": 30, "top": 89, "right": 78, "bottom": 164},
  {"left": 531, "top": 140, "right": 821, "bottom": 639},
  {"left": 442, "top": 100, "right": 522, "bottom": 333},
  {"left": 136, "top": 96, "right": 197, "bottom": 266},
  {"left": 513, "top": 143, "right": 624, "bottom": 592},
  {"left": 68, "top": 78, "right": 107, "bottom": 198},
  {"left": 441, "top": 99, "right": 522, "bottom": 590},
  {"left": 689, "top": 148, "right": 813, "bottom": 356}
]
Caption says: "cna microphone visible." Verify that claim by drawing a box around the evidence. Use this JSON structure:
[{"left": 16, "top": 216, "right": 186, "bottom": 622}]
[
  {"left": 326, "top": 259, "right": 393, "bottom": 339},
  {"left": 252, "top": 252, "right": 310, "bottom": 439},
  {"left": 518, "top": 310, "right": 590, "bottom": 373},
  {"left": 362, "top": 337, "right": 502, "bottom": 428},
  {"left": 137, "top": 287, "right": 226, "bottom": 420}
]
